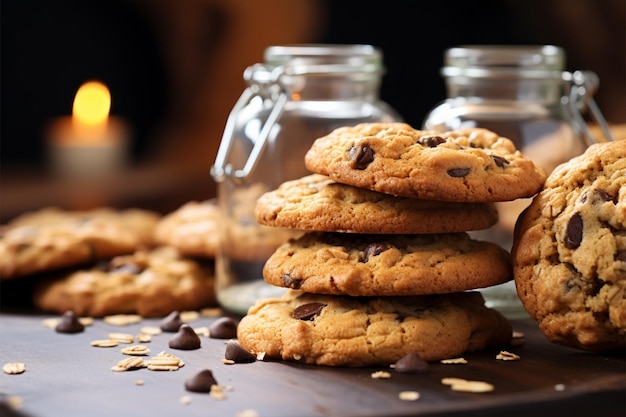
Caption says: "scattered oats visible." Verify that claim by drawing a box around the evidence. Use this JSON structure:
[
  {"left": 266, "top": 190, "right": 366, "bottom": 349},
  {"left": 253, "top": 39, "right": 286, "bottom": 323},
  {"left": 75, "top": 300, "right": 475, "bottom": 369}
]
[
  {"left": 140, "top": 326, "right": 162, "bottom": 336},
  {"left": 136, "top": 333, "right": 152, "bottom": 343},
  {"left": 135, "top": 379, "right": 144, "bottom": 386},
  {"left": 79, "top": 317, "right": 94, "bottom": 326},
  {"left": 108, "top": 332, "right": 134, "bottom": 344},
  {"left": 398, "top": 391, "right": 420, "bottom": 401},
  {"left": 441, "top": 377, "right": 468, "bottom": 386},
  {"left": 194, "top": 326, "right": 210, "bottom": 337},
  {"left": 510, "top": 331, "right": 525, "bottom": 346},
  {"left": 210, "top": 385, "right": 227, "bottom": 400},
  {"left": 3, "top": 362, "right": 26, "bottom": 375},
  {"left": 145, "top": 351, "right": 184, "bottom": 371},
  {"left": 236, "top": 409, "right": 260, "bottom": 417},
  {"left": 4, "top": 395, "right": 23, "bottom": 410},
  {"left": 222, "top": 359, "right": 235, "bottom": 365},
  {"left": 441, "top": 357, "right": 467, "bottom": 364},
  {"left": 180, "top": 311, "right": 199, "bottom": 322},
  {"left": 554, "top": 383, "right": 566, "bottom": 391},
  {"left": 180, "top": 395, "right": 192, "bottom": 405},
  {"left": 111, "top": 356, "right": 145, "bottom": 372},
  {"left": 121, "top": 345, "right": 150, "bottom": 356},
  {"left": 104, "top": 314, "right": 142, "bottom": 326},
  {"left": 90, "top": 339, "right": 118, "bottom": 348},
  {"left": 371, "top": 371, "right": 392, "bottom": 379},
  {"left": 496, "top": 351, "right": 520, "bottom": 361},
  {"left": 200, "top": 307, "right": 223, "bottom": 317},
  {"left": 442, "top": 377, "right": 494, "bottom": 393},
  {"left": 256, "top": 352, "right": 266, "bottom": 361}
]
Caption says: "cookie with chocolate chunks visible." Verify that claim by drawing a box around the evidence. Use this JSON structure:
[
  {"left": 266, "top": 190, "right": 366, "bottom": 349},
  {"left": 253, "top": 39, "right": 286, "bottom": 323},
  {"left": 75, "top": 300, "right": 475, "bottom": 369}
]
[
  {"left": 237, "top": 290, "right": 512, "bottom": 367},
  {"left": 512, "top": 139, "right": 626, "bottom": 351},
  {"left": 255, "top": 174, "right": 498, "bottom": 234},
  {"left": 262, "top": 231, "right": 512, "bottom": 296},
  {"left": 304, "top": 123, "right": 546, "bottom": 202}
]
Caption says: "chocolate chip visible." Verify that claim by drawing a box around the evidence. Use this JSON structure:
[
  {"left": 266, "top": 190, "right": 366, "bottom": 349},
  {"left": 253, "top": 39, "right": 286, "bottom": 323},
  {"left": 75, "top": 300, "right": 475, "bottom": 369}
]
[
  {"left": 418, "top": 136, "right": 446, "bottom": 147},
  {"left": 581, "top": 189, "right": 614, "bottom": 204},
  {"left": 394, "top": 352, "right": 429, "bottom": 374},
  {"left": 447, "top": 168, "right": 470, "bottom": 178},
  {"left": 55, "top": 311, "right": 85, "bottom": 334},
  {"left": 224, "top": 340, "right": 256, "bottom": 363},
  {"left": 349, "top": 144, "right": 375, "bottom": 170},
  {"left": 160, "top": 311, "right": 184, "bottom": 332},
  {"left": 282, "top": 273, "right": 302, "bottom": 289},
  {"left": 490, "top": 155, "right": 510, "bottom": 168},
  {"left": 362, "top": 243, "right": 392, "bottom": 262},
  {"left": 292, "top": 302, "right": 326, "bottom": 321},
  {"left": 564, "top": 212, "right": 584, "bottom": 249},
  {"left": 184, "top": 369, "right": 218, "bottom": 393},
  {"left": 168, "top": 324, "right": 202, "bottom": 350},
  {"left": 209, "top": 317, "right": 238, "bottom": 339},
  {"left": 615, "top": 250, "right": 626, "bottom": 262}
]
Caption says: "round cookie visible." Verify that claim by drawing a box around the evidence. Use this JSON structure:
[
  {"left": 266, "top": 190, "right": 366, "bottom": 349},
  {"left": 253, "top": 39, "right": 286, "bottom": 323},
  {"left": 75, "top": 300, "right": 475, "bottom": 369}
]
[
  {"left": 0, "top": 207, "right": 161, "bottom": 280},
  {"left": 255, "top": 174, "right": 499, "bottom": 233},
  {"left": 304, "top": 123, "right": 547, "bottom": 202},
  {"left": 263, "top": 231, "right": 512, "bottom": 296},
  {"left": 237, "top": 290, "right": 512, "bottom": 366},
  {"left": 154, "top": 200, "right": 220, "bottom": 258},
  {"left": 34, "top": 246, "right": 217, "bottom": 317},
  {"left": 512, "top": 140, "right": 626, "bottom": 351}
]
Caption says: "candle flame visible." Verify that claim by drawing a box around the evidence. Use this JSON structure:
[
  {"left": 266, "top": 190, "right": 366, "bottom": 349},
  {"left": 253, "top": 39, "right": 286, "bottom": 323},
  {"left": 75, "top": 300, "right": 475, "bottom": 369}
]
[{"left": 72, "top": 81, "right": 111, "bottom": 126}]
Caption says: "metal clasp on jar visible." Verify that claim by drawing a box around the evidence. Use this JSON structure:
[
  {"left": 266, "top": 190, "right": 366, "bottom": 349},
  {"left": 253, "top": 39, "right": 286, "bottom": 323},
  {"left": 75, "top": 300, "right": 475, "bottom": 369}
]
[
  {"left": 561, "top": 70, "right": 615, "bottom": 146},
  {"left": 211, "top": 64, "right": 288, "bottom": 183}
]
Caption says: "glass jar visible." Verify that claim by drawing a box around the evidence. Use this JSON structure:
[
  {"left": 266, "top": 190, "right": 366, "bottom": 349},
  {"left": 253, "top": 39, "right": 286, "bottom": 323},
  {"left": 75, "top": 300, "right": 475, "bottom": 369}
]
[
  {"left": 422, "top": 45, "right": 609, "bottom": 318},
  {"left": 210, "top": 44, "right": 401, "bottom": 315}
]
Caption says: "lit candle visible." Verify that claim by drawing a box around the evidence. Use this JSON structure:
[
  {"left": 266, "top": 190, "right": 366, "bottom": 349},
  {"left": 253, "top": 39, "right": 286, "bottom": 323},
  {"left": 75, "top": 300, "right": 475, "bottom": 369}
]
[{"left": 47, "top": 81, "right": 129, "bottom": 179}]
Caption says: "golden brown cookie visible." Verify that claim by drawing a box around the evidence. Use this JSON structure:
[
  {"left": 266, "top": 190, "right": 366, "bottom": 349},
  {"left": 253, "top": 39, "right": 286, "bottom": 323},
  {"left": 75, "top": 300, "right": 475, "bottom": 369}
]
[
  {"left": 34, "top": 246, "right": 216, "bottom": 317},
  {"left": 263, "top": 231, "right": 512, "bottom": 296},
  {"left": 237, "top": 290, "right": 512, "bottom": 366},
  {"left": 304, "top": 123, "right": 546, "bottom": 202},
  {"left": 512, "top": 139, "right": 626, "bottom": 351},
  {"left": 0, "top": 207, "right": 161, "bottom": 280},
  {"left": 255, "top": 174, "right": 498, "bottom": 233},
  {"left": 154, "top": 200, "right": 220, "bottom": 258}
]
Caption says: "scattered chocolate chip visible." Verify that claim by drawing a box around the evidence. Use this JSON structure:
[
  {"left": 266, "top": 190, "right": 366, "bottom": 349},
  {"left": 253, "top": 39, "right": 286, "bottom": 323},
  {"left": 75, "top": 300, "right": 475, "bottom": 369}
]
[
  {"left": 394, "top": 352, "right": 430, "bottom": 374},
  {"left": 282, "top": 273, "right": 302, "bottom": 289},
  {"left": 168, "top": 324, "right": 202, "bottom": 350},
  {"left": 349, "top": 144, "right": 375, "bottom": 170},
  {"left": 184, "top": 369, "right": 218, "bottom": 393},
  {"left": 362, "top": 243, "right": 392, "bottom": 262},
  {"left": 615, "top": 250, "right": 626, "bottom": 262},
  {"left": 160, "top": 311, "right": 184, "bottom": 332},
  {"left": 490, "top": 155, "right": 510, "bottom": 168},
  {"left": 447, "top": 168, "right": 470, "bottom": 178},
  {"left": 224, "top": 340, "right": 256, "bottom": 363},
  {"left": 564, "top": 212, "right": 583, "bottom": 249},
  {"left": 292, "top": 302, "right": 326, "bottom": 321},
  {"left": 208, "top": 317, "right": 238, "bottom": 339},
  {"left": 55, "top": 311, "right": 85, "bottom": 334},
  {"left": 418, "top": 135, "right": 446, "bottom": 147}
]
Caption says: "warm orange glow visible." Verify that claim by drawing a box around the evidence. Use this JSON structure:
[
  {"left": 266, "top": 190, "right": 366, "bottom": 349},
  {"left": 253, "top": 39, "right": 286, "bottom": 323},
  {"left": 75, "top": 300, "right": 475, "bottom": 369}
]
[{"left": 72, "top": 81, "right": 111, "bottom": 127}]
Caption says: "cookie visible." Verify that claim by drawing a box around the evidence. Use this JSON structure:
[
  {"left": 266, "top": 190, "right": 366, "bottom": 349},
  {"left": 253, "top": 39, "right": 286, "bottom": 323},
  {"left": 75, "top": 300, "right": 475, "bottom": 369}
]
[
  {"left": 0, "top": 207, "right": 161, "bottom": 280},
  {"left": 255, "top": 174, "right": 498, "bottom": 234},
  {"left": 304, "top": 123, "right": 547, "bottom": 202},
  {"left": 512, "top": 140, "right": 626, "bottom": 351},
  {"left": 263, "top": 231, "right": 512, "bottom": 296},
  {"left": 154, "top": 200, "right": 220, "bottom": 258},
  {"left": 237, "top": 290, "right": 512, "bottom": 366},
  {"left": 34, "top": 246, "right": 217, "bottom": 317}
]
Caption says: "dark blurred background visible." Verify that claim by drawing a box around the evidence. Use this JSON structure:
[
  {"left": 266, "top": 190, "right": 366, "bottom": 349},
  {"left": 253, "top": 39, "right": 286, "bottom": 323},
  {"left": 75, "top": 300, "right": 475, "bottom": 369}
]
[{"left": 1, "top": 0, "right": 624, "bottom": 218}]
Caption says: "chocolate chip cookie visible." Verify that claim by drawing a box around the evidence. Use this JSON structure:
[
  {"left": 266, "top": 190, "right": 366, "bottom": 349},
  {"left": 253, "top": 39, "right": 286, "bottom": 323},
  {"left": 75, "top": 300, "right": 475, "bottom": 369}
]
[
  {"left": 304, "top": 123, "right": 546, "bottom": 202},
  {"left": 0, "top": 207, "right": 161, "bottom": 280},
  {"left": 237, "top": 290, "right": 512, "bottom": 366},
  {"left": 255, "top": 174, "right": 498, "bottom": 234},
  {"left": 34, "top": 246, "right": 217, "bottom": 317},
  {"left": 263, "top": 231, "right": 512, "bottom": 296},
  {"left": 512, "top": 140, "right": 626, "bottom": 351}
]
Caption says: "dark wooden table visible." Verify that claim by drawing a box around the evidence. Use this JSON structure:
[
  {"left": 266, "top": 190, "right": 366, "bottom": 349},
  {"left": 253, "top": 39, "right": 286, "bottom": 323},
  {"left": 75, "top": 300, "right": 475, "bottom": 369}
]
[{"left": 1, "top": 312, "right": 624, "bottom": 417}]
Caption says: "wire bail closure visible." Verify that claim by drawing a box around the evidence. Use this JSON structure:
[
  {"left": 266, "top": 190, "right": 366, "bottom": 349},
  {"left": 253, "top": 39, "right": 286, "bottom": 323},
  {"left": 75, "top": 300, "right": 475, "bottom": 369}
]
[
  {"left": 561, "top": 70, "right": 615, "bottom": 146},
  {"left": 210, "top": 64, "right": 288, "bottom": 183}
]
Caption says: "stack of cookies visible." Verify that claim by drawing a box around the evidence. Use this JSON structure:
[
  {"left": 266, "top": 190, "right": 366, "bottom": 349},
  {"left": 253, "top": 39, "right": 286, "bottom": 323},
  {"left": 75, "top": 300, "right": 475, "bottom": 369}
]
[
  {"left": 237, "top": 122, "right": 547, "bottom": 367},
  {"left": 0, "top": 201, "right": 221, "bottom": 317}
]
